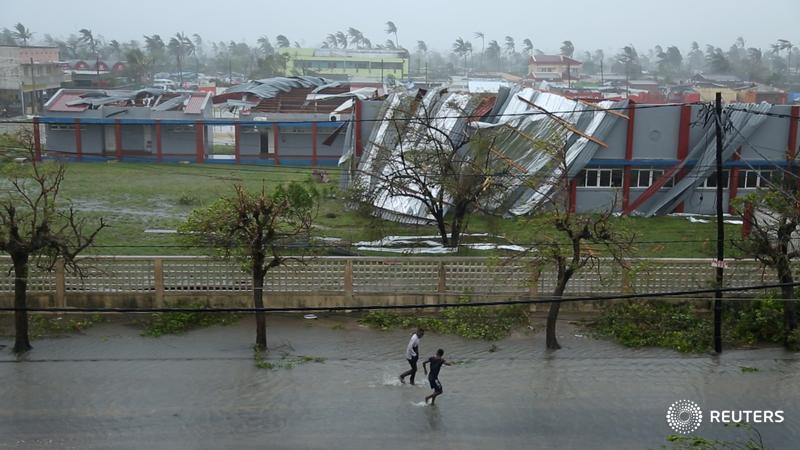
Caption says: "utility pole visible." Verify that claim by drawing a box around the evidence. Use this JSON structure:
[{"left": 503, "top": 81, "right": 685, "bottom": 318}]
[
  {"left": 29, "top": 58, "right": 36, "bottom": 115},
  {"left": 714, "top": 91, "right": 725, "bottom": 354}
]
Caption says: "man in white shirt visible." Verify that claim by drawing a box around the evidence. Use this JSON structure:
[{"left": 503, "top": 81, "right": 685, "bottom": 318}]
[{"left": 399, "top": 328, "right": 424, "bottom": 385}]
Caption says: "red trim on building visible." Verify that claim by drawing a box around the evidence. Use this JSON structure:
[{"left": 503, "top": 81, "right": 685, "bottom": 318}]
[
  {"left": 621, "top": 101, "right": 636, "bottom": 211},
  {"left": 234, "top": 123, "right": 241, "bottom": 165},
  {"left": 272, "top": 123, "right": 280, "bottom": 166},
  {"left": 674, "top": 105, "right": 692, "bottom": 214},
  {"left": 311, "top": 122, "right": 318, "bottom": 167},
  {"left": 33, "top": 117, "right": 42, "bottom": 161},
  {"left": 155, "top": 121, "right": 163, "bottom": 162},
  {"left": 194, "top": 121, "right": 205, "bottom": 164},
  {"left": 74, "top": 118, "right": 82, "bottom": 160},
  {"left": 569, "top": 180, "right": 577, "bottom": 213},
  {"left": 354, "top": 99, "right": 363, "bottom": 158},
  {"left": 114, "top": 120, "right": 123, "bottom": 161}
]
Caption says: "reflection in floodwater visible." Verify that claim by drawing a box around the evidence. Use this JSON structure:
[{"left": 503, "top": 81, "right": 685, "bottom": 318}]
[{"left": 1, "top": 315, "right": 798, "bottom": 450}]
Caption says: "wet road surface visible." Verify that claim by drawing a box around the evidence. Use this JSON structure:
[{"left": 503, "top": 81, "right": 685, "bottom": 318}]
[{"left": 1, "top": 316, "right": 798, "bottom": 449}]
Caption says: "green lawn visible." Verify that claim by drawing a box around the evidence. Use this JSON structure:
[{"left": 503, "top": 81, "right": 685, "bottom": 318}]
[{"left": 42, "top": 162, "right": 743, "bottom": 257}]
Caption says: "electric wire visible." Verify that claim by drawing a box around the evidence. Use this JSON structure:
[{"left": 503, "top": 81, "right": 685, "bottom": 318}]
[{"left": 1, "top": 280, "right": 799, "bottom": 315}]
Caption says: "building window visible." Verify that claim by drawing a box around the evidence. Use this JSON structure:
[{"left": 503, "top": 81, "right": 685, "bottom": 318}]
[
  {"left": 737, "top": 170, "right": 773, "bottom": 189},
  {"left": 169, "top": 125, "right": 195, "bottom": 133},
  {"left": 700, "top": 171, "right": 730, "bottom": 189},
  {"left": 577, "top": 168, "right": 623, "bottom": 188},
  {"left": 631, "top": 168, "right": 674, "bottom": 188}
]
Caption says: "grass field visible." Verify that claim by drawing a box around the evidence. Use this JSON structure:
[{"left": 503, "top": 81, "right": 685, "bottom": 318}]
[{"left": 27, "top": 161, "right": 743, "bottom": 257}]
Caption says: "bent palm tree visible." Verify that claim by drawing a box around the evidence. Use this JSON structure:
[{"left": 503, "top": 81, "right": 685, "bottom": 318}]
[{"left": 13, "top": 23, "right": 32, "bottom": 46}]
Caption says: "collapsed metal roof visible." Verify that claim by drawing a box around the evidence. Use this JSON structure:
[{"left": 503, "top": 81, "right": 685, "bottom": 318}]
[
  {"left": 345, "top": 86, "right": 627, "bottom": 221},
  {"left": 219, "top": 76, "right": 340, "bottom": 100}
]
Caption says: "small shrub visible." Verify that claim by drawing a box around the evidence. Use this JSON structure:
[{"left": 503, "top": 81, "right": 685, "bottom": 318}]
[
  {"left": 29, "top": 314, "right": 105, "bottom": 338},
  {"left": 359, "top": 300, "right": 528, "bottom": 341},
  {"left": 177, "top": 193, "right": 198, "bottom": 206},
  {"left": 141, "top": 305, "right": 241, "bottom": 337}
]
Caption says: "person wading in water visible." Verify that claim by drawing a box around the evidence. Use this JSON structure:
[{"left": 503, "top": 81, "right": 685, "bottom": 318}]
[
  {"left": 399, "top": 328, "right": 424, "bottom": 385},
  {"left": 423, "top": 348, "right": 452, "bottom": 405}
]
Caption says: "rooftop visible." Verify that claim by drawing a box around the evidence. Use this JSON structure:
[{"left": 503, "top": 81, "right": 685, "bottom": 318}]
[{"left": 529, "top": 55, "right": 583, "bottom": 66}]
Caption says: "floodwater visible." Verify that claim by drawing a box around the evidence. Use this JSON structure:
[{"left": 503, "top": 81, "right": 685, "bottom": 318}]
[{"left": 1, "top": 316, "right": 798, "bottom": 449}]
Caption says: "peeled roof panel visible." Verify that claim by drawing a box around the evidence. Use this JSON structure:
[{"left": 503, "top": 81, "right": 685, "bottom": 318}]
[
  {"left": 222, "top": 76, "right": 333, "bottom": 100},
  {"left": 640, "top": 102, "right": 773, "bottom": 216},
  {"left": 152, "top": 94, "right": 188, "bottom": 111}
]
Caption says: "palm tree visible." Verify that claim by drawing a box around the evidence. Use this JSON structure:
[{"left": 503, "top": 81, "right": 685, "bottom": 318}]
[
  {"left": 560, "top": 40, "right": 575, "bottom": 58},
  {"left": 168, "top": 32, "right": 194, "bottom": 86},
  {"left": 384, "top": 40, "right": 396, "bottom": 50},
  {"left": 453, "top": 37, "right": 470, "bottom": 76},
  {"left": 108, "top": 40, "right": 121, "bottom": 58},
  {"left": 325, "top": 33, "right": 338, "bottom": 49},
  {"left": 335, "top": 31, "right": 348, "bottom": 49},
  {"left": 504, "top": 36, "right": 515, "bottom": 55},
  {"left": 523, "top": 38, "right": 534, "bottom": 56},
  {"left": 486, "top": 40, "right": 501, "bottom": 67},
  {"left": 257, "top": 35, "right": 274, "bottom": 56},
  {"left": 79, "top": 29, "right": 101, "bottom": 79},
  {"left": 125, "top": 48, "right": 150, "bottom": 84},
  {"left": 772, "top": 39, "right": 794, "bottom": 75},
  {"left": 473, "top": 32, "right": 485, "bottom": 70},
  {"left": 361, "top": 38, "right": 372, "bottom": 49},
  {"left": 385, "top": 21, "right": 398, "bottom": 47},
  {"left": 276, "top": 35, "right": 290, "bottom": 48},
  {"left": 415, "top": 40, "right": 428, "bottom": 76},
  {"left": 13, "top": 23, "right": 32, "bottom": 46},
  {"left": 347, "top": 28, "right": 364, "bottom": 49}
]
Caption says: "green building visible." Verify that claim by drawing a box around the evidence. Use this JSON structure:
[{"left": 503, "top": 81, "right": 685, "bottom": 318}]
[{"left": 279, "top": 48, "right": 409, "bottom": 81}]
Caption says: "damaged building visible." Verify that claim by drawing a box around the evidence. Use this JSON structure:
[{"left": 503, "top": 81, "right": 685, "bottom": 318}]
[
  {"left": 42, "top": 88, "right": 214, "bottom": 159},
  {"left": 212, "top": 76, "right": 380, "bottom": 165},
  {"left": 346, "top": 86, "right": 799, "bottom": 220}
]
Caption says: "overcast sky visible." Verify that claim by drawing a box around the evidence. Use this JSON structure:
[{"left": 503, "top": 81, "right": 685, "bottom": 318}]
[{"left": 4, "top": 0, "right": 797, "bottom": 55}]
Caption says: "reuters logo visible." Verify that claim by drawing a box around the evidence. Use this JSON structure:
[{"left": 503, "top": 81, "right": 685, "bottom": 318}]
[{"left": 666, "top": 400, "right": 703, "bottom": 434}]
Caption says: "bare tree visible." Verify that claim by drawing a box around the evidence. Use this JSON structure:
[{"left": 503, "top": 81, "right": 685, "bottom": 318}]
[
  {"left": 516, "top": 129, "right": 634, "bottom": 350},
  {"left": 180, "top": 183, "right": 318, "bottom": 351},
  {"left": 367, "top": 103, "right": 513, "bottom": 247},
  {"left": 733, "top": 172, "right": 800, "bottom": 348},
  {"left": 0, "top": 131, "right": 106, "bottom": 354}
]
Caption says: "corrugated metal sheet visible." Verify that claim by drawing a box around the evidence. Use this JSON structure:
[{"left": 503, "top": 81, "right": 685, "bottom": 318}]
[
  {"left": 640, "top": 102, "right": 773, "bottom": 216},
  {"left": 47, "top": 92, "right": 90, "bottom": 112},
  {"left": 348, "top": 87, "right": 627, "bottom": 221},
  {"left": 183, "top": 94, "right": 207, "bottom": 114}
]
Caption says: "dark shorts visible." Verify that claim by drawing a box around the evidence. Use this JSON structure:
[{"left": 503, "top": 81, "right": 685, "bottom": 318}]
[{"left": 429, "top": 377, "right": 443, "bottom": 394}]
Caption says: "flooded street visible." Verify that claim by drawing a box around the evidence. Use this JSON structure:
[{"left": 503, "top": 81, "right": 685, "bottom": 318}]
[{"left": 1, "top": 316, "right": 798, "bottom": 449}]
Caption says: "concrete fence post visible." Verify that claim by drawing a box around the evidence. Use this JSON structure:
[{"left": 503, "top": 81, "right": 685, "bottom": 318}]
[
  {"left": 55, "top": 258, "right": 66, "bottom": 308},
  {"left": 154, "top": 258, "right": 165, "bottom": 308},
  {"left": 343, "top": 259, "right": 354, "bottom": 300},
  {"left": 528, "top": 262, "right": 541, "bottom": 312},
  {"left": 436, "top": 261, "right": 447, "bottom": 308}
]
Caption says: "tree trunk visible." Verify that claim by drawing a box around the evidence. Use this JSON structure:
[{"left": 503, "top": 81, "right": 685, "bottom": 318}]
[
  {"left": 546, "top": 278, "right": 568, "bottom": 350},
  {"left": 434, "top": 213, "right": 449, "bottom": 247},
  {"left": 13, "top": 254, "right": 31, "bottom": 354},
  {"left": 253, "top": 267, "right": 267, "bottom": 351},
  {"left": 777, "top": 263, "right": 798, "bottom": 344},
  {"left": 449, "top": 203, "right": 468, "bottom": 248}
]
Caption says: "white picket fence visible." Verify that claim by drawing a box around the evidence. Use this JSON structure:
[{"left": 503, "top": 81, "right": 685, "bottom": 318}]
[{"left": 0, "top": 256, "right": 778, "bottom": 296}]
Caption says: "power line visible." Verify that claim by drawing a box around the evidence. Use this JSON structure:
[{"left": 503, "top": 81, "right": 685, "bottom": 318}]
[{"left": 1, "top": 280, "right": 798, "bottom": 315}]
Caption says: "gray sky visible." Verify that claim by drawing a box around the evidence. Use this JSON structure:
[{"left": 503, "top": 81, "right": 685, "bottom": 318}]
[{"left": 4, "top": 0, "right": 797, "bottom": 55}]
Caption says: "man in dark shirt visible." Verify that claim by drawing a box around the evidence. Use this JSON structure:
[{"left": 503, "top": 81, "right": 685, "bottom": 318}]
[{"left": 423, "top": 348, "right": 451, "bottom": 405}]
